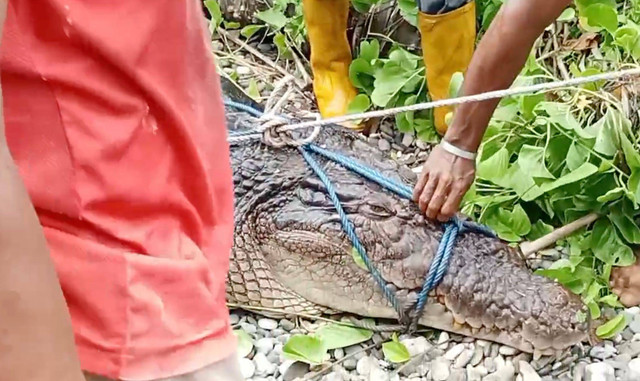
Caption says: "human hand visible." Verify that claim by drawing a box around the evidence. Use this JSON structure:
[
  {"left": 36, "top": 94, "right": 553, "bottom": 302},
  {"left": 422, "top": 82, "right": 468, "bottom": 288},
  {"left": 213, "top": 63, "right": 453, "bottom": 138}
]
[{"left": 413, "top": 145, "right": 476, "bottom": 222}]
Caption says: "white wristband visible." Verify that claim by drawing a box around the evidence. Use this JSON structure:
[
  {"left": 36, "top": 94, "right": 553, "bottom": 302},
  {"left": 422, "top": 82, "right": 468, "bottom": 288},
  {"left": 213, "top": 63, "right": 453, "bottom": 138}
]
[{"left": 440, "top": 140, "right": 477, "bottom": 160}]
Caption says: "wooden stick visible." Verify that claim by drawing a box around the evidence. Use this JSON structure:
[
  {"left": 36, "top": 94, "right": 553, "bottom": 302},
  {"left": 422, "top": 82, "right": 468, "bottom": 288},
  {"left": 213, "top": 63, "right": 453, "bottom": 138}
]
[{"left": 520, "top": 213, "right": 599, "bottom": 257}]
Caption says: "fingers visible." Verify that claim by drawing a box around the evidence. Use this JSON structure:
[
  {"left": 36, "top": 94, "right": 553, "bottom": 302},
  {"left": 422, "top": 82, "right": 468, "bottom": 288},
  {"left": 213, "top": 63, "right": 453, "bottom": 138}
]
[
  {"left": 418, "top": 175, "right": 438, "bottom": 214},
  {"left": 426, "top": 177, "right": 451, "bottom": 220},
  {"left": 438, "top": 182, "right": 471, "bottom": 222},
  {"left": 413, "top": 169, "right": 429, "bottom": 202}
]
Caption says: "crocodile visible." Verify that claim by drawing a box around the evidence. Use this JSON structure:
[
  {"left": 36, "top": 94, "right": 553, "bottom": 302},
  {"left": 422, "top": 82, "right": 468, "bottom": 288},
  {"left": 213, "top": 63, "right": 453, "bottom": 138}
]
[{"left": 223, "top": 85, "right": 590, "bottom": 354}]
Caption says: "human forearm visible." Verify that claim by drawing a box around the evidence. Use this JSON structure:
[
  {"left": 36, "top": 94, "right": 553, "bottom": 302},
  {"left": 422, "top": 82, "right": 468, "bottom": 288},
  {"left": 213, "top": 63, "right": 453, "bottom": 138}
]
[
  {"left": 0, "top": 2, "right": 84, "bottom": 379},
  {"left": 444, "top": 0, "right": 572, "bottom": 152}
]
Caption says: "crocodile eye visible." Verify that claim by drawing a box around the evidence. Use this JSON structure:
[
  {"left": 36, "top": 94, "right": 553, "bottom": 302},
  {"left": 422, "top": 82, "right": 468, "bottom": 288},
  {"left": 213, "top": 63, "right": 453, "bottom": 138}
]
[{"left": 360, "top": 203, "right": 393, "bottom": 218}]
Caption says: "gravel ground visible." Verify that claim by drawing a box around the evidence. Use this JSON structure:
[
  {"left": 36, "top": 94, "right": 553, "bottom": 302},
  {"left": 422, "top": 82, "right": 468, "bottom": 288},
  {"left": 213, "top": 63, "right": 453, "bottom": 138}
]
[
  {"left": 230, "top": 262, "right": 640, "bottom": 381},
  {"left": 217, "top": 35, "right": 640, "bottom": 381}
]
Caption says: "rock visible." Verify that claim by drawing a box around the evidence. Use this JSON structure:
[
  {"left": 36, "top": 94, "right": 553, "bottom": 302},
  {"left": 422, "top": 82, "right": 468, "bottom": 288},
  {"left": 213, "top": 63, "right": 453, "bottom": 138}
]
[
  {"left": 255, "top": 337, "right": 275, "bottom": 354},
  {"left": 369, "top": 366, "right": 389, "bottom": 381},
  {"left": 334, "top": 348, "right": 345, "bottom": 360},
  {"left": 608, "top": 353, "right": 631, "bottom": 369},
  {"left": 235, "top": 66, "right": 251, "bottom": 76},
  {"left": 584, "top": 362, "right": 614, "bottom": 381},
  {"left": 229, "top": 313, "right": 240, "bottom": 325},
  {"left": 356, "top": 356, "right": 374, "bottom": 376},
  {"left": 512, "top": 353, "right": 533, "bottom": 372},
  {"left": 628, "top": 358, "right": 640, "bottom": 378},
  {"left": 437, "top": 332, "right": 450, "bottom": 346},
  {"left": 240, "top": 322, "right": 257, "bottom": 335},
  {"left": 467, "top": 365, "right": 488, "bottom": 381},
  {"left": 573, "top": 362, "right": 586, "bottom": 381},
  {"left": 280, "top": 319, "right": 295, "bottom": 331},
  {"left": 324, "top": 371, "right": 344, "bottom": 381},
  {"left": 378, "top": 139, "right": 391, "bottom": 151},
  {"left": 254, "top": 352, "right": 276, "bottom": 376},
  {"left": 345, "top": 345, "right": 367, "bottom": 361},
  {"left": 431, "top": 358, "right": 451, "bottom": 381},
  {"left": 499, "top": 346, "right": 519, "bottom": 356},
  {"left": 484, "top": 357, "right": 496, "bottom": 373},
  {"left": 584, "top": 362, "right": 616, "bottom": 381},
  {"left": 454, "top": 349, "right": 474, "bottom": 368},
  {"left": 401, "top": 133, "right": 415, "bottom": 148},
  {"left": 282, "top": 361, "right": 310, "bottom": 381},
  {"left": 449, "top": 368, "right": 466, "bottom": 381},
  {"left": 257, "top": 318, "right": 278, "bottom": 331},
  {"left": 484, "top": 359, "right": 515, "bottom": 381},
  {"left": 630, "top": 315, "right": 640, "bottom": 334},
  {"left": 589, "top": 344, "right": 617, "bottom": 360},
  {"left": 343, "top": 358, "right": 357, "bottom": 371},
  {"left": 401, "top": 336, "right": 431, "bottom": 357},
  {"left": 470, "top": 345, "right": 484, "bottom": 366},
  {"left": 445, "top": 344, "right": 467, "bottom": 360},
  {"left": 519, "top": 361, "right": 541, "bottom": 381},
  {"left": 277, "top": 334, "right": 291, "bottom": 344},
  {"left": 266, "top": 349, "right": 280, "bottom": 363},
  {"left": 239, "top": 357, "right": 256, "bottom": 379}
]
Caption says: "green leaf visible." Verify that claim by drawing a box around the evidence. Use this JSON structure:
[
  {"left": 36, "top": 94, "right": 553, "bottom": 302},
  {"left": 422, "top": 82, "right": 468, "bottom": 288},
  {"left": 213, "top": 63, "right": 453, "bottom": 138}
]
[
  {"left": 599, "top": 293, "right": 622, "bottom": 308},
  {"left": 349, "top": 58, "right": 375, "bottom": 91},
  {"left": 596, "top": 187, "right": 625, "bottom": 203},
  {"left": 382, "top": 340, "right": 411, "bottom": 363},
  {"left": 477, "top": 147, "right": 510, "bottom": 183},
  {"left": 517, "top": 145, "right": 555, "bottom": 179},
  {"left": 585, "top": 108, "right": 628, "bottom": 157},
  {"left": 256, "top": 8, "right": 289, "bottom": 30},
  {"left": 614, "top": 21, "right": 640, "bottom": 59},
  {"left": 347, "top": 94, "right": 371, "bottom": 114},
  {"left": 351, "top": 247, "right": 368, "bottom": 271},
  {"left": 241, "top": 25, "right": 264, "bottom": 39},
  {"left": 283, "top": 335, "right": 327, "bottom": 365},
  {"left": 609, "top": 212, "right": 640, "bottom": 244},
  {"left": 449, "top": 72, "right": 464, "bottom": 98},
  {"left": 315, "top": 324, "right": 373, "bottom": 350},
  {"left": 596, "top": 313, "right": 628, "bottom": 339},
  {"left": 359, "top": 40, "right": 380, "bottom": 63},
  {"left": 538, "top": 163, "right": 599, "bottom": 194},
  {"left": 247, "top": 79, "right": 261, "bottom": 101},
  {"left": 519, "top": 93, "right": 546, "bottom": 119},
  {"left": 371, "top": 64, "right": 421, "bottom": 107},
  {"left": 415, "top": 119, "right": 439, "bottom": 143},
  {"left": 566, "top": 142, "right": 591, "bottom": 171},
  {"left": 582, "top": 3, "right": 619, "bottom": 33},
  {"left": 204, "top": 0, "right": 223, "bottom": 29},
  {"left": 528, "top": 220, "right": 554, "bottom": 240},
  {"left": 557, "top": 7, "right": 576, "bottom": 22},
  {"left": 620, "top": 133, "right": 640, "bottom": 170},
  {"left": 233, "top": 329, "right": 254, "bottom": 358},
  {"left": 273, "top": 33, "right": 292, "bottom": 59},
  {"left": 510, "top": 205, "right": 533, "bottom": 236},
  {"left": 591, "top": 219, "right": 636, "bottom": 266}
]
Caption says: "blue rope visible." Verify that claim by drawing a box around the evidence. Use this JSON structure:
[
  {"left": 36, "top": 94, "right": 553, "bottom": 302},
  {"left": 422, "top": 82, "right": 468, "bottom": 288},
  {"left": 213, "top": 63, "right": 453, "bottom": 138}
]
[
  {"left": 301, "top": 143, "right": 495, "bottom": 326},
  {"left": 223, "top": 100, "right": 496, "bottom": 327}
]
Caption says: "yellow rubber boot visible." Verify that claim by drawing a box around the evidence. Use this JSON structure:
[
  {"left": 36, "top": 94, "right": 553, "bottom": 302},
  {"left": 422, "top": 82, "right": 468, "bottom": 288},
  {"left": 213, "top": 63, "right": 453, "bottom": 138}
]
[
  {"left": 303, "top": 0, "right": 359, "bottom": 129},
  {"left": 419, "top": 1, "right": 476, "bottom": 135}
]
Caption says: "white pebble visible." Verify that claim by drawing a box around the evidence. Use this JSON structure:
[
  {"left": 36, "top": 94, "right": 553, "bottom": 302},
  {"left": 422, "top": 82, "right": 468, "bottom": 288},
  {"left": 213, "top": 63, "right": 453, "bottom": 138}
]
[
  {"left": 437, "top": 332, "right": 450, "bottom": 346},
  {"left": 334, "top": 348, "right": 345, "bottom": 360},
  {"left": 431, "top": 358, "right": 451, "bottom": 381},
  {"left": 401, "top": 336, "right": 431, "bottom": 357},
  {"left": 257, "top": 318, "right": 278, "bottom": 331},
  {"left": 499, "top": 345, "right": 519, "bottom": 356},
  {"left": 518, "top": 361, "right": 541, "bottom": 381},
  {"left": 466, "top": 365, "right": 488, "bottom": 381},
  {"left": 278, "top": 359, "right": 294, "bottom": 376},
  {"left": 236, "top": 66, "right": 251, "bottom": 75},
  {"left": 255, "top": 337, "right": 274, "bottom": 354},
  {"left": 356, "top": 356, "right": 374, "bottom": 376},
  {"left": 584, "top": 362, "right": 615, "bottom": 381},
  {"left": 629, "top": 358, "right": 640, "bottom": 378},
  {"left": 444, "top": 343, "right": 466, "bottom": 360},
  {"left": 239, "top": 357, "right": 256, "bottom": 379},
  {"left": 369, "top": 365, "right": 390, "bottom": 381},
  {"left": 253, "top": 352, "right": 276, "bottom": 376}
]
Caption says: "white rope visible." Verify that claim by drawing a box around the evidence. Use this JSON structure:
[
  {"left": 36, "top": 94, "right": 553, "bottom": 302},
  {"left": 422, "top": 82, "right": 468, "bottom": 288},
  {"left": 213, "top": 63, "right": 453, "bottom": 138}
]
[{"left": 227, "top": 66, "right": 640, "bottom": 143}]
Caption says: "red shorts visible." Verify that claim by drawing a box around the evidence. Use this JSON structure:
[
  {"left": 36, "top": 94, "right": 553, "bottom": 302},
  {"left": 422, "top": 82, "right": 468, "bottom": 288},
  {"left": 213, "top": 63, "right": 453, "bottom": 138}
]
[{"left": 1, "top": 1, "right": 235, "bottom": 379}]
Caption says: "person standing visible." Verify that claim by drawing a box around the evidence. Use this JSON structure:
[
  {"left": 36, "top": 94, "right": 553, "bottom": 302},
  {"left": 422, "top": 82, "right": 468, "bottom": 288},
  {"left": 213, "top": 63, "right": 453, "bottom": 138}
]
[{"left": 0, "top": 0, "right": 243, "bottom": 380}]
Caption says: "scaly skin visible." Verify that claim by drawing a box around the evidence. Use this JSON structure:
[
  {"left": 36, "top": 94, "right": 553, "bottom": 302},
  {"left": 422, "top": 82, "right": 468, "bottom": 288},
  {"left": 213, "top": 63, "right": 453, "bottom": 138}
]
[{"left": 224, "top": 99, "right": 589, "bottom": 354}]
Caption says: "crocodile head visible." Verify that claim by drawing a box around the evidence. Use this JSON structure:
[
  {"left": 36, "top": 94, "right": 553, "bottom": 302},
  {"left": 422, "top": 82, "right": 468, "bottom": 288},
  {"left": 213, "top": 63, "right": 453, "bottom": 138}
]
[{"left": 226, "top": 105, "right": 589, "bottom": 354}]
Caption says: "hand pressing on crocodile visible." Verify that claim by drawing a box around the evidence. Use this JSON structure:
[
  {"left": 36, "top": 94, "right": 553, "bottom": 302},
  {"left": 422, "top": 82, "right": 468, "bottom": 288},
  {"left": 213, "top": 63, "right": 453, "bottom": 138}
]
[{"left": 413, "top": 145, "right": 475, "bottom": 222}]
